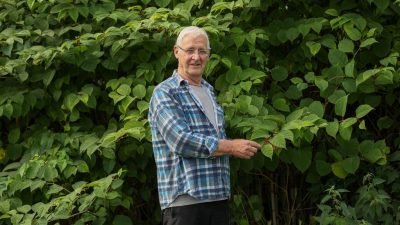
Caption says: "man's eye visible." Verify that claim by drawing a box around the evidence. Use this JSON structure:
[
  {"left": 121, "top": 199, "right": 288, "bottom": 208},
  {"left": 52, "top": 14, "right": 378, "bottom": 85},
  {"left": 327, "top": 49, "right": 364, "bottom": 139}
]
[
  {"left": 199, "top": 50, "right": 207, "bottom": 55},
  {"left": 187, "top": 49, "right": 195, "bottom": 54}
]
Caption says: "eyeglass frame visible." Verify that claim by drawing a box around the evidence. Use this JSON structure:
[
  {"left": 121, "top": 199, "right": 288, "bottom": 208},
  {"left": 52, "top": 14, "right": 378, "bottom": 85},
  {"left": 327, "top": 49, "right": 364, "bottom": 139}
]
[{"left": 175, "top": 45, "right": 211, "bottom": 57}]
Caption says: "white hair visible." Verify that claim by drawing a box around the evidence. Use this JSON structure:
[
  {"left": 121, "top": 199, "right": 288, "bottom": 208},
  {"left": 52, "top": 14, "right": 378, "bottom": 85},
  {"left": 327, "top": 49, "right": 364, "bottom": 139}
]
[{"left": 175, "top": 26, "right": 210, "bottom": 49}]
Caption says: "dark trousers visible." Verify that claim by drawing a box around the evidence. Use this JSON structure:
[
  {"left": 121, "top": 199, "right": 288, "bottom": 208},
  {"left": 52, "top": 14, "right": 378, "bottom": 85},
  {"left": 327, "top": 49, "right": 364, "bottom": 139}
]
[{"left": 162, "top": 200, "right": 229, "bottom": 225}]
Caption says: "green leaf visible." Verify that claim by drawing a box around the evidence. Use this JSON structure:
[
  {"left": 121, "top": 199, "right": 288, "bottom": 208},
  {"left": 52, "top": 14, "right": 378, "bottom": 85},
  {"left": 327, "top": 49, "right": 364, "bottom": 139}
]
[
  {"left": 325, "top": 8, "right": 338, "bottom": 16},
  {"left": 75, "top": 160, "right": 89, "bottom": 173},
  {"left": 44, "top": 166, "right": 58, "bottom": 181},
  {"left": 286, "top": 108, "right": 304, "bottom": 122},
  {"left": 359, "top": 120, "right": 366, "bottom": 129},
  {"left": 137, "top": 101, "right": 149, "bottom": 114},
  {"left": 112, "top": 215, "right": 133, "bottom": 225},
  {"left": 298, "top": 24, "right": 311, "bottom": 36},
  {"left": 355, "top": 104, "right": 373, "bottom": 119},
  {"left": 286, "top": 27, "right": 300, "bottom": 42},
  {"left": 315, "top": 77, "right": 328, "bottom": 91},
  {"left": 329, "top": 90, "right": 347, "bottom": 105},
  {"left": 344, "top": 59, "right": 355, "bottom": 77},
  {"left": 342, "top": 79, "right": 357, "bottom": 93},
  {"left": 306, "top": 41, "right": 321, "bottom": 56},
  {"left": 47, "top": 184, "right": 64, "bottom": 195},
  {"left": 326, "top": 120, "right": 339, "bottom": 138},
  {"left": 338, "top": 39, "right": 354, "bottom": 53},
  {"left": 339, "top": 126, "right": 352, "bottom": 140},
  {"left": 340, "top": 117, "right": 357, "bottom": 128},
  {"left": 335, "top": 95, "right": 348, "bottom": 117},
  {"left": 340, "top": 157, "right": 359, "bottom": 174},
  {"left": 329, "top": 149, "right": 343, "bottom": 161},
  {"left": 51, "top": 3, "right": 71, "bottom": 13},
  {"left": 3, "top": 103, "right": 13, "bottom": 119},
  {"left": 236, "top": 95, "right": 251, "bottom": 112},
  {"left": 316, "top": 160, "right": 331, "bottom": 176},
  {"left": 272, "top": 98, "right": 290, "bottom": 112},
  {"left": 308, "top": 101, "right": 324, "bottom": 118},
  {"left": 373, "top": 0, "right": 390, "bottom": 11},
  {"left": 70, "top": 108, "right": 80, "bottom": 122},
  {"left": 356, "top": 69, "right": 380, "bottom": 86},
  {"left": 285, "top": 85, "right": 302, "bottom": 100},
  {"left": 240, "top": 81, "right": 252, "bottom": 92},
  {"left": 290, "top": 147, "right": 312, "bottom": 173},
  {"left": 232, "top": 33, "right": 245, "bottom": 48},
  {"left": 154, "top": 0, "right": 171, "bottom": 7},
  {"left": 116, "top": 84, "right": 131, "bottom": 96},
  {"left": 211, "top": 1, "right": 234, "bottom": 13},
  {"left": 68, "top": 8, "right": 79, "bottom": 22},
  {"left": 360, "top": 38, "right": 377, "bottom": 48},
  {"left": 221, "top": 58, "right": 232, "bottom": 68},
  {"left": 343, "top": 23, "right": 361, "bottom": 41},
  {"left": 27, "top": 0, "right": 35, "bottom": 10},
  {"left": 359, "top": 140, "right": 387, "bottom": 164},
  {"left": 43, "top": 70, "right": 56, "bottom": 87},
  {"left": 377, "top": 116, "right": 393, "bottom": 129},
  {"left": 81, "top": 58, "right": 101, "bottom": 72},
  {"left": 80, "top": 136, "right": 98, "bottom": 153},
  {"left": 64, "top": 93, "right": 80, "bottom": 111},
  {"left": 331, "top": 162, "right": 348, "bottom": 179},
  {"left": 109, "top": 92, "right": 125, "bottom": 104},
  {"left": 328, "top": 49, "right": 348, "bottom": 67},
  {"left": 132, "top": 84, "right": 146, "bottom": 99},
  {"left": 270, "top": 133, "right": 286, "bottom": 149},
  {"left": 18, "top": 72, "right": 29, "bottom": 82},
  {"left": 17, "top": 205, "right": 31, "bottom": 214},
  {"left": 380, "top": 52, "right": 399, "bottom": 66},
  {"left": 226, "top": 66, "right": 242, "bottom": 84},
  {"left": 271, "top": 66, "right": 288, "bottom": 82},
  {"left": 103, "top": 158, "right": 116, "bottom": 174},
  {"left": 111, "top": 39, "right": 127, "bottom": 58},
  {"left": 280, "top": 130, "right": 294, "bottom": 142},
  {"left": 310, "top": 19, "right": 323, "bottom": 33},
  {"left": 248, "top": 105, "right": 259, "bottom": 116},
  {"left": 375, "top": 70, "right": 393, "bottom": 85},
  {"left": 240, "top": 68, "right": 266, "bottom": 81},
  {"left": 8, "top": 128, "right": 20, "bottom": 144},
  {"left": 261, "top": 144, "right": 273, "bottom": 159},
  {"left": 102, "top": 148, "right": 116, "bottom": 159},
  {"left": 64, "top": 166, "right": 77, "bottom": 179}
]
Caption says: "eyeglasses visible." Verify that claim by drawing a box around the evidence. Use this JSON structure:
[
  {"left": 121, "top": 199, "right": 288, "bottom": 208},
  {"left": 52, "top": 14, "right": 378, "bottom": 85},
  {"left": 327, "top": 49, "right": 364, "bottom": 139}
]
[{"left": 176, "top": 45, "right": 210, "bottom": 57}]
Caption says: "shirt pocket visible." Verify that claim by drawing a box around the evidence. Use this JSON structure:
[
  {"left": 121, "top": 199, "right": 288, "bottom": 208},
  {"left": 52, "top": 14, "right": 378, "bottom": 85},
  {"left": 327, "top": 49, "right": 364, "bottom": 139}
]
[{"left": 181, "top": 102, "right": 205, "bottom": 129}]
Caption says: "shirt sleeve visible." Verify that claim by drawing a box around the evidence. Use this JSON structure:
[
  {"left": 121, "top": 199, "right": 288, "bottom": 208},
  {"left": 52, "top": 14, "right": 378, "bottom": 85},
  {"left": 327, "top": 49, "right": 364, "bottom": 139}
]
[{"left": 149, "top": 87, "right": 219, "bottom": 158}]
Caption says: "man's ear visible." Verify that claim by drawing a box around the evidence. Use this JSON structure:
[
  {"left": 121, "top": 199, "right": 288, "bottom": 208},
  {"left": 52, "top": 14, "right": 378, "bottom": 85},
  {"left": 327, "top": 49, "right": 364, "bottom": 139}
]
[{"left": 173, "top": 46, "right": 179, "bottom": 59}]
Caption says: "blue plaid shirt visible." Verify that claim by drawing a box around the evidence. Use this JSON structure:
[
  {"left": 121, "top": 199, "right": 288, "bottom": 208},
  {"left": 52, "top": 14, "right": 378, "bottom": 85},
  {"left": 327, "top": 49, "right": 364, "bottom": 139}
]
[{"left": 148, "top": 71, "right": 230, "bottom": 210}]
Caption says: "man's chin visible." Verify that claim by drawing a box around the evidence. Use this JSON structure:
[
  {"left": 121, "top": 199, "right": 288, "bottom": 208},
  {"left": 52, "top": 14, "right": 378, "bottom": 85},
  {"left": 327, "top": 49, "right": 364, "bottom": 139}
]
[{"left": 188, "top": 68, "right": 204, "bottom": 76}]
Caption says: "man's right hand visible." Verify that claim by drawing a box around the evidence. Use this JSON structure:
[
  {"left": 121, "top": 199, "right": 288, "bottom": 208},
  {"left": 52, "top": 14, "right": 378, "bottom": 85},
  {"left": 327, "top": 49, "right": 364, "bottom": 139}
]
[{"left": 213, "top": 139, "right": 261, "bottom": 159}]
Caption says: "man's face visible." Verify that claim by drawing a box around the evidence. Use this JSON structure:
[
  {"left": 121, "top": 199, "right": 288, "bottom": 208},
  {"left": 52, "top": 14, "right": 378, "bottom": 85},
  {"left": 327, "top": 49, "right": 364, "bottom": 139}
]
[{"left": 174, "top": 34, "right": 209, "bottom": 81}]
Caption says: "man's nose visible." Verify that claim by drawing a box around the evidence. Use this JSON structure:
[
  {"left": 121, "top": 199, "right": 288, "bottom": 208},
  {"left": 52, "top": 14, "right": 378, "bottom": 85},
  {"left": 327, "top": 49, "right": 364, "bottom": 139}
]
[{"left": 191, "top": 52, "right": 201, "bottom": 59}]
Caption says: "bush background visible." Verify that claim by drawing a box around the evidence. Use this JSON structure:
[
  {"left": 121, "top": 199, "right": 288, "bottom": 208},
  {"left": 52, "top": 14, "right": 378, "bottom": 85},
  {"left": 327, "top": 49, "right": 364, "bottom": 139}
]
[{"left": 0, "top": 0, "right": 399, "bottom": 224}]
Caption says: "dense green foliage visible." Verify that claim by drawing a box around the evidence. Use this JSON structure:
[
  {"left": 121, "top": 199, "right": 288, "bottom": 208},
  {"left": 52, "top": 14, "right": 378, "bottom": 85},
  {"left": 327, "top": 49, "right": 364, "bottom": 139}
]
[{"left": 0, "top": 0, "right": 399, "bottom": 224}]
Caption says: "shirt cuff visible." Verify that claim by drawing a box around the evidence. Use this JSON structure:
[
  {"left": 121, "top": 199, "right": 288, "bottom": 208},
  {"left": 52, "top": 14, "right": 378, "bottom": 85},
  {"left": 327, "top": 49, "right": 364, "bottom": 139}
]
[{"left": 205, "top": 136, "right": 219, "bottom": 157}]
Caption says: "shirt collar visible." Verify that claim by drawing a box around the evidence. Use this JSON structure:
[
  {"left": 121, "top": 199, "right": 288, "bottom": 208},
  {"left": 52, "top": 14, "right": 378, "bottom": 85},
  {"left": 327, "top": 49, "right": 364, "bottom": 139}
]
[{"left": 173, "top": 70, "right": 206, "bottom": 87}]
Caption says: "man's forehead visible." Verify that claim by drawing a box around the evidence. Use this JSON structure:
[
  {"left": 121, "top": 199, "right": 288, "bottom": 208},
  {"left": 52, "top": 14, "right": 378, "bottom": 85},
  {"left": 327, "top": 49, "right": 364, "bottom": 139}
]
[{"left": 181, "top": 33, "right": 207, "bottom": 42}]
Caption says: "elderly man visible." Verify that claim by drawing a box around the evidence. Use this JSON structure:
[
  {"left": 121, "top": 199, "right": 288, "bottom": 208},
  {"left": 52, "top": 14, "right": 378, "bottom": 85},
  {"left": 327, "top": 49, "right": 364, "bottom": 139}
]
[{"left": 148, "top": 26, "right": 261, "bottom": 225}]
